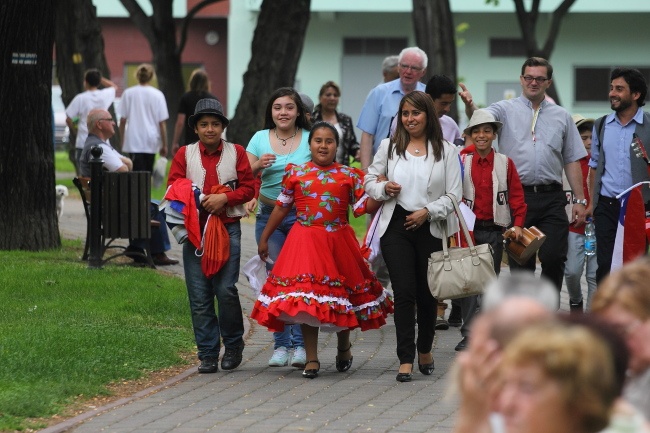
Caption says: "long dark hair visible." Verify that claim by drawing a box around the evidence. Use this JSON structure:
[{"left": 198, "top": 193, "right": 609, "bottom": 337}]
[
  {"left": 263, "top": 87, "right": 312, "bottom": 130},
  {"left": 390, "top": 91, "right": 443, "bottom": 161}
]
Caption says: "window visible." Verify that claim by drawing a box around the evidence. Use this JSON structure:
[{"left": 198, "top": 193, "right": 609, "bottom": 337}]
[
  {"left": 490, "top": 38, "right": 526, "bottom": 57},
  {"left": 343, "top": 38, "right": 407, "bottom": 55},
  {"left": 574, "top": 67, "right": 650, "bottom": 102}
]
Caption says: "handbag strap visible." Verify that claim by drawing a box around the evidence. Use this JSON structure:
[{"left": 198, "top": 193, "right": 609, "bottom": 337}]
[{"left": 440, "top": 193, "right": 480, "bottom": 264}]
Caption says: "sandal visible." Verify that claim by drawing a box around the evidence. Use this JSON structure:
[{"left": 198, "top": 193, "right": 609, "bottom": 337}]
[
  {"left": 335, "top": 344, "right": 353, "bottom": 372},
  {"left": 302, "top": 360, "right": 320, "bottom": 379}
]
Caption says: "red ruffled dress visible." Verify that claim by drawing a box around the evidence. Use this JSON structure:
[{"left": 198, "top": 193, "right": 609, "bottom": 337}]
[{"left": 251, "top": 162, "right": 393, "bottom": 332}]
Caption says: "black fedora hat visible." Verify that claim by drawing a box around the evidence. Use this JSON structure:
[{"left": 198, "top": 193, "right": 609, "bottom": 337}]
[{"left": 188, "top": 98, "right": 229, "bottom": 129}]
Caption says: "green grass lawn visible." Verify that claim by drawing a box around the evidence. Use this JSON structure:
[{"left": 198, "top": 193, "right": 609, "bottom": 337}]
[{"left": 0, "top": 241, "right": 193, "bottom": 431}]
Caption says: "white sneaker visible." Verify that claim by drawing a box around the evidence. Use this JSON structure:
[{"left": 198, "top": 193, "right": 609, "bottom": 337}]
[
  {"left": 291, "top": 346, "right": 306, "bottom": 368},
  {"left": 268, "top": 346, "right": 289, "bottom": 367}
]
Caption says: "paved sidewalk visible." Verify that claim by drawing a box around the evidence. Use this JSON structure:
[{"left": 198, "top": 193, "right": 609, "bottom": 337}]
[{"left": 47, "top": 197, "right": 585, "bottom": 433}]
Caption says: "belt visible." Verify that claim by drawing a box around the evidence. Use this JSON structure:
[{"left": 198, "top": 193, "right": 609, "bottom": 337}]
[
  {"left": 523, "top": 183, "right": 562, "bottom": 193},
  {"left": 474, "top": 219, "right": 504, "bottom": 231}
]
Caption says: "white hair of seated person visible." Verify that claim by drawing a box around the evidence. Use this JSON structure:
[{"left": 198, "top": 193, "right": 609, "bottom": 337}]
[{"left": 482, "top": 271, "right": 559, "bottom": 313}]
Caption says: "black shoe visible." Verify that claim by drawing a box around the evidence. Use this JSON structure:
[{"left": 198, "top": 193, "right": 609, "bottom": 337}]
[
  {"left": 448, "top": 304, "right": 462, "bottom": 327},
  {"left": 396, "top": 372, "right": 412, "bottom": 382},
  {"left": 124, "top": 245, "right": 147, "bottom": 264},
  {"left": 198, "top": 356, "right": 219, "bottom": 373},
  {"left": 455, "top": 336, "right": 469, "bottom": 352},
  {"left": 221, "top": 344, "right": 244, "bottom": 370},
  {"left": 302, "top": 360, "right": 320, "bottom": 379},
  {"left": 396, "top": 364, "right": 413, "bottom": 382},
  {"left": 335, "top": 344, "right": 353, "bottom": 372},
  {"left": 418, "top": 354, "right": 435, "bottom": 375},
  {"left": 435, "top": 316, "right": 449, "bottom": 330},
  {"left": 569, "top": 300, "right": 584, "bottom": 314}
]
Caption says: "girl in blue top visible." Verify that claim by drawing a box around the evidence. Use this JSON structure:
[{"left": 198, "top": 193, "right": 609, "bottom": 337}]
[{"left": 246, "top": 87, "right": 312, "bottom": 368}]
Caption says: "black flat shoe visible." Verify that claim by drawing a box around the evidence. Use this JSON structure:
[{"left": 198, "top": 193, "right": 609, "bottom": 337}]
[
  {"left": 396, "top": 372, "right": 412, "bottom": 382},
  {"left": 418, "top": 353, "right": 434, "bottom": 375},
  {"left": 396, "top": 364, "right": 413, "bottom": 382},
  {"left": 335, "top": 344, "right": 353, "bottom": 372},
  {"left": 302, "top": 360, "right": 320, "bottom": 379},
  {"left": 418, "top": 361, "right": 434, "bottom": 375},
  {"left": 221, "top": 344, "right": 244, "bottom": 370}
]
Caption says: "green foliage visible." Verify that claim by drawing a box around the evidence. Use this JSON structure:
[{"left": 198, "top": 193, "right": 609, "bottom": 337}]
[
  {"left": 0, "top": 241, "right": 193, "bottom": 431},
  {"left": 456, "top": 22, "right": 470, "bottom": 48}
]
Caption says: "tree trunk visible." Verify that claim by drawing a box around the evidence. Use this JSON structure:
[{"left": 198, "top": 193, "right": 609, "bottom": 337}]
[
  {"left": 120, "top": 0, "right": 185, "bottom": 154},
  {"left": 228, "top": 0, "right": 311, "bottom": 146},
  {"left": 54, "top": 0, "right": 118, "bottom": 166},
  {"left": 412, "top": 0, "right": 459, "bottom": 121},
  {"left": 0, "top": 0, "right": 60, "bottom": 250}
]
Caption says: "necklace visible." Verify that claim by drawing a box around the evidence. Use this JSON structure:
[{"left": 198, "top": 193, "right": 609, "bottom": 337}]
[
  {"left": 415, "top": 149, "right": 420, "bottom": 154},
  {"left": 274, "top": 127, "right": 298, "bottom": 146}
]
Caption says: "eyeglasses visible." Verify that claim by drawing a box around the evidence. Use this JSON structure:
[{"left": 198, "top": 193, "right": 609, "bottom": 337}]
[
  {"left": 399, "top": 63, "right": 424, "bottom": 72},
  {"left": 522, "top": 75, "right": 549, "bottom": 84},
  {"left": 99, "top": 118, "right": 115, "bottom": 123}
]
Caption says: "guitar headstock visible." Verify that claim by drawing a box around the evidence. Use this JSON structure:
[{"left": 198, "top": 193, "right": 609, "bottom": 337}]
[{"left": 631, "top": 134, "right": 650, "bottom": 166}]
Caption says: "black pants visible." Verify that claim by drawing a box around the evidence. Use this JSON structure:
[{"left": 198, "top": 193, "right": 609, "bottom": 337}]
[
  {"left": 380, "top": 205, "right": 441, "bottom": 364},
  {"left": 129, "top": 152, "right": 156, "bottom": 173},
  {"left": 594, "top": 195, "right": 620, "bottom": 284},
  {"left": 508, "top": 190, "right": 568, "bottom": 291}
]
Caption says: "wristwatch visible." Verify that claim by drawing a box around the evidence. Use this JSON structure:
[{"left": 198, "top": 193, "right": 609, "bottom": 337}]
[
  {"left": 426, "top": 210, "right": 433, "bottom": 222},
  {"left": 573, "top": 199, "right": 588, "bottom": 206}
]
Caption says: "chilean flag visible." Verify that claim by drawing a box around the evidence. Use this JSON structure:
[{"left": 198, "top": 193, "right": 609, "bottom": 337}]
[{"left": 612, "top": 181, "right": 650, "bottom": 271}]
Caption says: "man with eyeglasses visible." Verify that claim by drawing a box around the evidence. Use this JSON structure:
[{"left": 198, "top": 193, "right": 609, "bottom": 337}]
[
  {"left": 79, "top": 109, "right": 179, "bottom": 266},
  {"left": 358, "top": 46, "right": 427, "bottom": 171},
  {"left": 465, "top": 57, "right": 587, "bottom": 295}
]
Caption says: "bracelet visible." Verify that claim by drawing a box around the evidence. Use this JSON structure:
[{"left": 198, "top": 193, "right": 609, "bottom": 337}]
[{"left": 573, "top": 199, "right": 587, "bottom": 206}]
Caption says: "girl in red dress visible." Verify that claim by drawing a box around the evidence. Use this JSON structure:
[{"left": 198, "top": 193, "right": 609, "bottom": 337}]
[{"left": 251, "top": 121, "right": 393, "bottom": 378}]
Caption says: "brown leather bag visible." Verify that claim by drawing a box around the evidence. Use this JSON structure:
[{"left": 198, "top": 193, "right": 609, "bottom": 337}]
[{"left": 504, "top": 226, "right": 546, "bottom": 265}]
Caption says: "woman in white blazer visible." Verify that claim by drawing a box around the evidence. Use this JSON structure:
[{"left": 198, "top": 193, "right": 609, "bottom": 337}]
[{"left": 364, "top": 91, "right": 462, "bottom": 382}]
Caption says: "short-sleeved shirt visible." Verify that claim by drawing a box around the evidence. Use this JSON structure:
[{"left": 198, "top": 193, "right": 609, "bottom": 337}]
[
  {"left": 119, "top": 84, "right": 169, "bottom": 154},
  {"left": 79, "top": 134, "right": 126, "bottom": 176},
  {"left": 357, "top": 78, "right": 426, "bottom": 154},
  {"left": 177, "top": 91, "right": 218, "bottom": 146},
  {"left": 246, "top": 129, "right": 311, "bottom": 201},
  {"left": 65, "top": 87, "right": 116, "bottom": 149},
  {"left": 484, "top": 95, "right": 586, "bottom": 186}
]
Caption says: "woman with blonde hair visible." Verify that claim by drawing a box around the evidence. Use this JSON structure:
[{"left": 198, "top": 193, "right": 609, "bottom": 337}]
[
  {"left": 592, "top": 257, "right": 650, "bottom": 421},
  {"left": 496, "top": 322, "right": 620, "bottom": 433},
  {"left": 119, "top": 63, "right": 169, "bottom": 171}
]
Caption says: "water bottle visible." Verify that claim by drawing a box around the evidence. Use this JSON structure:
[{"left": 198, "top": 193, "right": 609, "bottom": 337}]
[{"left": 584, "top": 218, "right": 596, "bottom": 256}]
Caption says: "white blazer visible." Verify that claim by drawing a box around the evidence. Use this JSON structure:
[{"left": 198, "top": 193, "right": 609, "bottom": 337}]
[{"left": 364, "top": 138, "right": 462, "bottom": 239}]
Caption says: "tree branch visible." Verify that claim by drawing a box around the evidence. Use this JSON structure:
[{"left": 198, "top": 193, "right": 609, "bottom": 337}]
[
  {"left": 177, "top": 0, "right": 224, "bottom": 56},
  {"left": 542, "top": 0, "right": 576, "bottom": 57},
  {"left": 513, "top": 0, "right": 537, "bottom": 54},
  {"left": 119, "top": 0, "right": 154, "bottom": 44}
]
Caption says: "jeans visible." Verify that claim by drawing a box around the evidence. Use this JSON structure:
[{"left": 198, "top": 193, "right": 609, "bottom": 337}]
[
  {"left": 564, "top": 231, "right": 598, "bottom": 309},
  {"left": 132, "top": 202, "right": 171, "bottom": 255},
  {"left": 183, "top": 221, "right": 244, "bottom": 360},
  {"left": 255, "top": 202, "right": 304, "bottom": 349}
]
